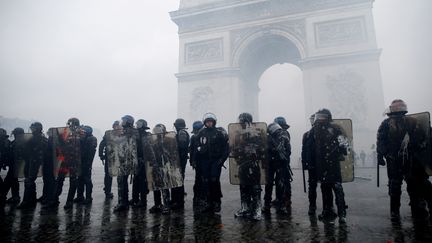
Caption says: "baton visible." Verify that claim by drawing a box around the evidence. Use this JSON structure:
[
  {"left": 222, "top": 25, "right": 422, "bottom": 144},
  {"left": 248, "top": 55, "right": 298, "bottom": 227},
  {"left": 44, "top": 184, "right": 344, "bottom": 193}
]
[
  {"left": 302, "top": 163, "right": 307, "bottom": 193},
  {"left": 377, "top": 162, "right": 380, "bottom": 188}
]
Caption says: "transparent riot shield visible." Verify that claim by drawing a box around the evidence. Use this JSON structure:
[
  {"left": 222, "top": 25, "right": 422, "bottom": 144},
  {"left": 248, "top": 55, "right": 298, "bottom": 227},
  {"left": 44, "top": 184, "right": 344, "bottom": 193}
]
[
  {"left": 332, "top": 119, "right": 354, "bottom": 183},
  {"left": 407, "top": 112, "right": 432, "bottom": 175},
  {"left": 48, "top": 127, "right": 82, "bottom": 178},
  {"left": 105, "top": 128, "right": 139, "bottom": 177},
  {"left": 13, "top": 133, "right": 42, "bottom": 178},
  {"left": 145, "top": 131, "right": 183, "bottom": 191},
  {"left": 228, "top": 122, "right": 268, "bottom": 185}
]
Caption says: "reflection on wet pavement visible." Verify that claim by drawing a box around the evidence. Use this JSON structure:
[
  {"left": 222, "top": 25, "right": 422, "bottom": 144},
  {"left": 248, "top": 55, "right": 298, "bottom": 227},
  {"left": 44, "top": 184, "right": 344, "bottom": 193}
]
[{"left": 1, "top": 168, "right": 431, "bottom": 242}]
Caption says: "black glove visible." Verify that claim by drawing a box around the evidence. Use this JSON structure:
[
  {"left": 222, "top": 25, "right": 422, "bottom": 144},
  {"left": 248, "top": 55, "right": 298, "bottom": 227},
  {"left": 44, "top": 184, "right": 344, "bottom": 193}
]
[
  {"left": 100, "top": 156, "right": 106, "bottom": 165},
  {"left": 218, "top": 159, "right": 226, "bottom": 168},
  {"left": 377, "top": 154, "right": 386, "bottom": 166}
]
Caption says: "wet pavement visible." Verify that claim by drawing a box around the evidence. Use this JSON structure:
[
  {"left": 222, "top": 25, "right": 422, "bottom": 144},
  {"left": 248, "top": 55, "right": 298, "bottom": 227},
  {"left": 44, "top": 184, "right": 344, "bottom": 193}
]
[{"left": 1, "top": 166, "right": 431, "bottom": 242}]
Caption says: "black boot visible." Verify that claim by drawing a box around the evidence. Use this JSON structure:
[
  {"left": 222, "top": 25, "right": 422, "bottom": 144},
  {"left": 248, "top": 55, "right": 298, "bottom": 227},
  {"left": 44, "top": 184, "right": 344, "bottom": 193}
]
[
  {"left": 18, "top": 178, "right": 36, "bottom": 209},
  {"left": 334, "top": 183, "right": 347, "bottom": 224},
  {"left": 6, "top": 196, "right": 21, "bottom": 204},
  {"left": 149, "top": 204, "right": 162, "bottom": 213},
  {"left": 114, "top": 204, "right": 129, "bottom": 212},
  {"left": 262, "top": 200, "right": 271, "bottom": 214},
  {"left": 250, "top": 187, "right": 262, "bottom": 220},
  {"left": 17, "top": 201, "right": 36, "bottom": 209},
  {"left": 114, "top": 176, "right": 129, "bottom": 212},
  {"left": 73, "top": 196, "right": 84, "bottom": 204},
  {"left": 235, "top": 186, "right": 250, "bottom": 218},
  {"left": 64, "top": 201, "right": 73, "bottom": 209},
  {"left": 308, "top": 204, "right": 317, "bottom": 216},
  {"left": 390, "top": 196, "right": 401, "bottom": 222}
]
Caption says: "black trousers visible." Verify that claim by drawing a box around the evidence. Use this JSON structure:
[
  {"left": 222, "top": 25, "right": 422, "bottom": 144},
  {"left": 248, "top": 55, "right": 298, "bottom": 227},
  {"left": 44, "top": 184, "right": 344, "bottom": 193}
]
[
  {"left": 103, "top": 160, "right": 113, "bottom": 195},
  {"left": 3, "top": 165, "right": 19, "bottom": 199},
  {"left": 77, "top": 164, "right": 93, "bottom": 199},
  {"left": 321, "top": 182, "right": 346, "bottom": 217},
  {"left": 308, "top": 169, "right": 318, "bottom": 208}
]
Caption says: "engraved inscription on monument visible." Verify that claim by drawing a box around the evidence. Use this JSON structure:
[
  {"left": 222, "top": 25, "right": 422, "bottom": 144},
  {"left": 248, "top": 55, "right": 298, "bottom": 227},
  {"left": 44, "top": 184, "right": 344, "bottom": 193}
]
[
  {"left": 314, "top": 17, "right": 367, "bottom": 48},
  {"left": 185, "top": 38, "right": 224, "bottom": 64}
]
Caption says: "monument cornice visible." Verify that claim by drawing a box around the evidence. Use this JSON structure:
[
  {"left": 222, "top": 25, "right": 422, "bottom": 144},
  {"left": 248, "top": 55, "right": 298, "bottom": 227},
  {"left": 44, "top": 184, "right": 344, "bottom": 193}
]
[
  {"left": 175, "top": 67, "right": 240, "bottom": 82},
  {"left": 299, "top": 49, "right": 382, "bottom": 69},
  {"left": 171, "top": 0, "right": 373, "bottom": 34}
]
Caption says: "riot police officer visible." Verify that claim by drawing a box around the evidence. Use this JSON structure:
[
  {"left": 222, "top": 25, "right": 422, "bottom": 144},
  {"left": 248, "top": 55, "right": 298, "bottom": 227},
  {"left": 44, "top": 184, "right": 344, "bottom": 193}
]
[
  {"left": 274, "top": 117, "right": 290, "bottom": 134},
  {"left": 171, "top": 118, "right": 190, "bottom": 210},
  {"left": 190, "top": 121, "right": 204, "bottom": 207},
  {"left": 74, "top": 125, "right": 97, "bottom": 204},
  {"left": 99, "top": 120, "right": 121, "bottom": 199},
  {"left": 50, "top": 118, "right": 82, "bottom": 209},
  {"left": 302, "top": 114, "right": 318, "bottom": 215},
  {"left": 311, "top": 109, "right": 348, "bottom": 223},
  {"left": 17, "top": 122, "right": 49, "bottom": 209},
  {"left": 195, "top": 113, "right": 229, "bottom": 213},
  {"left": 114, "top": 115, "right": 141, "bottom": 212},
  {"left": 39, "top": 125, "right": 55, "bottom": 206},
  {"left": 148, "top": 124, "right": 172, "bottom": 215},
  {"left": 130, "top": 119, "right": 150, "bottom": 208},
  {"left": 264, "top": 122, "right": 292, "bottom": 215},
  {"left": 234, "top": 113, "right": 264, "bottom": 220},
  {"left": 0, "top": 128, "right": 12, "bottom": 208},
  {"left": 377, "top": 99, "right": 431, "bottom": 222},
  {"left": 3, "top": 128, "right": 24, "bottom": 204}
]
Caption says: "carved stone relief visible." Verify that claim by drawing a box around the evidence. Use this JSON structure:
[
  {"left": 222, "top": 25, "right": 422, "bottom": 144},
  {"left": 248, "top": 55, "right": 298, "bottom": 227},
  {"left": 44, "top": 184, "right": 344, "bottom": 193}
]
[
  {"left": 326, "top": 68, "right": 367, "bottom": 127},
  {"left": 315, "top": 17, "right": 367, "bottom": 48},
  {"left": 190, "top": 86, "right": 215, "bottom": 119},
  {"left": 185, "top": 38, "right": 224, "bottom": 64}
]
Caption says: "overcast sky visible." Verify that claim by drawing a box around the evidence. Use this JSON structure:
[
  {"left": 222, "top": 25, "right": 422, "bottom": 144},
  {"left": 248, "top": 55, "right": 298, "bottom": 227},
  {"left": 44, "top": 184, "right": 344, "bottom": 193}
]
[{"left": 1, "top": 0, "right": 431, "bottom": 136}]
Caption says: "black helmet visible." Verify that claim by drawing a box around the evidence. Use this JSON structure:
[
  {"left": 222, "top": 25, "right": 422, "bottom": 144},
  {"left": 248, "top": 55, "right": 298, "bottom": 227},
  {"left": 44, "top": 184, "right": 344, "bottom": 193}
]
[
  {"left": 192, "top": 120, "right": 204, "bottom": 134},
  {"left": 174, "top": 118, "right": 186, "bottom": 130},
  {"left": 274, "top": 116, "right": 289, "bottom": 130},
  {"left": 12, "top": 127, "right": 25, "bottom": 137},
  {"left": 267, "top": 122, "right": 282, "bottom": 135},
  {"left": 309, "top": 114, "right": 316, "bottom": 126},
  {"left": 112, "top": 120, "right": 121, "bottom": 129},
  {"left": 82, "top": 125, "right": 93, "bottom": 136},
  {"left": 153, "top": 124, "right": 166, "bottom": 134},
  {"left": 202, "top": 112, "right": 217, "bottom": 127},
  {"left": 136, "top": 119, "right": 150, "bottom": 130},
  {"left": 67, "top": 118, "right": 80, "bottom": 128},
  {"left": 0, "top": 128, "right": 8, "bottom": 138},
  {"left": 238, "top": 113, "right": 253, "bottom": 124},
  {"left": 30, "top": 122, "right": 43, "bottom": 134},
  {"left": 121, "top": 115, "right": 135, "bottom": 128},
  {"left": 388, "top": 99, "right": 408, "bottom": 115},
  {"left": 315, "top": 109, "right": 332, "bottom": 122}
]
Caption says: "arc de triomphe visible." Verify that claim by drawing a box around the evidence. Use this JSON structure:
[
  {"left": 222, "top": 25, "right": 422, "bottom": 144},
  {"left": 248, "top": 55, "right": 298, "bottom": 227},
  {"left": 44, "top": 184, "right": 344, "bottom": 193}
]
[{"left": 170, "top": 0, "right": 384, "bottom": 150}]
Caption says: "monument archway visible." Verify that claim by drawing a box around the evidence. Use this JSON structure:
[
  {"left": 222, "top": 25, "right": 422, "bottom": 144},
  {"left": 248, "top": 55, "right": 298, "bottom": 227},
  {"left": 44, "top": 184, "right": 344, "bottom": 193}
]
[{"left": 171, "top": 0, "right": 384, "bottom": 150}]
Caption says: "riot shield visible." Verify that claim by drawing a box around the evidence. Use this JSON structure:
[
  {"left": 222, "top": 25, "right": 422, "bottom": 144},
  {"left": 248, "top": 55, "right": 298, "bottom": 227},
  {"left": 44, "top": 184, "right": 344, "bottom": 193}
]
[
  {"left": 145, "top": 131, "right": 183, "bottom": 191},
  {"left": 105, "top": 128, "right": 139, "bottom": 177},
  {"left": 332, "top": 119, "right": 355, "bottom": 183},
  {"left": 48, "top": 127, "right": 82, "bottom": 178},
  {"left": 407, "top": 112, "right": 432, "bottom": 175},
  {"left": 228, "top": 122, "right": 268, "bottom": 185},
  {"left": 13, "top": 133, "right": 43, "bottom": 178}
]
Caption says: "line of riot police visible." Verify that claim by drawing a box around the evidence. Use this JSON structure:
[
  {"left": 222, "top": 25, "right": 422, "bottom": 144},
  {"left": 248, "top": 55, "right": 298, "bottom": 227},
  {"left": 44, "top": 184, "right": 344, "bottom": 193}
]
[
  {"left": 1, "top": 99, "right": 431, "bottom": 226},
  {"left": 0, "top": 118, "right": 98, "bottom": 210}
]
